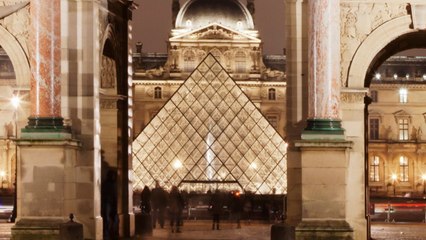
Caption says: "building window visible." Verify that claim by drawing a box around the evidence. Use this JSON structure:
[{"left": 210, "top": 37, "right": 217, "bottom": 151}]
[
  {"left": 268, "top": 88, "right": 276, "bottom": 100},
  {"left": 183, "top": 50, "right": 196, "bottom": 72},
  {"left": 399, "top": 88, "right": 407, "bottom": 103},
  {"left": 370, "top": 90, "right": 378, "bottom": 102},
  {"left": 235, "top": 51, "right": 246, "bottom": 73},
  {"left": 399, "top": 156, "right": 409, "bottom": 182},
  {"left": 266, "top": 115, "right": 278, "bottom": 129},
  {"left": 369, "top": 118, "right": 379, "bottom": 140},
  {"left": 370, "top": 156, "right": 380, "bottom": 182},
  {"left": 398, "top": 118, "right": 409, "bottom": 141},
  {"left": 154, "top": 87, "right": 162, "bottom": 99}
]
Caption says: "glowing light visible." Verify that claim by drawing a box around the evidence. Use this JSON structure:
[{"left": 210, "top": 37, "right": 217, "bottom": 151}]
[
  {"left": 172, "top": 159, "right": 183, "bottom": 170},
  {"left": 375, "top": 73, "right": 381, "bottom": 80},
  {"left": 393, "top": 74, "right": 398, "bottom": 80},
  {"left": 423, "top": 74, "right": 426, "bottom": 80},
  {"left": 391, "top": 174, "right": 398, "bottom": 181},
  {"left": 0, "top": 171, "right": 5, "bottom": 178},
  {"left": 11, "top": 95, "right": 21, "bottom": 109},
  {"left": 422, "top": 174, "right": 426, "bottom": 181},
  {"left": 406, "top": 74, "right": 410, "bottom": 79},
  {"left": 250, "top": 162, "right": 257, "bottom": 169}
]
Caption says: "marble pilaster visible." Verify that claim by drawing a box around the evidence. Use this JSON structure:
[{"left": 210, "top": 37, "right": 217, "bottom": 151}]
[
  {"left": 24, "top": 0, "right": 67, "bottom": 133},
  {"left": 304, "top": 0, "right": 343, "bottom": 136}
]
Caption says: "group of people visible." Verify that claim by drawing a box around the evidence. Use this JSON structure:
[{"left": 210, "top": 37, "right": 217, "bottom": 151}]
[
  {"left": 140, "top": 183, "right": 277, "bottom": 233},
  {"left": 140, "top": 181, "right": 185, "bottom": 233}
]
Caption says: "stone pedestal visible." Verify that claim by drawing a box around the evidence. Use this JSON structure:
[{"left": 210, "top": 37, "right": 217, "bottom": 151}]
[
  {"left": 294, "top": 140, "right": 354, "bottom": 240},
  {"left": 296, "top": 220, "right": 352, "bottom": 240},
  {"left": 11, "top": 138, "right": 82, "bottom": 239}
]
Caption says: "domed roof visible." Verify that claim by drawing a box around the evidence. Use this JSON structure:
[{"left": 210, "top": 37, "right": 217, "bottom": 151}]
[{"left": 175, "top": 0, "right": 254, "bottom": 31}]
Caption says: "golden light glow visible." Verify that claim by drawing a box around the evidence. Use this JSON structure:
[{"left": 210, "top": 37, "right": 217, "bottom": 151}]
[
  {"left": 11, "top": 95, "right": 21, "bottom": 109},
  {"left": 422, "top": 174, "right": 426, "bottom": 181},
  {"left": 391, "top": 174, "right": 398, "bottom": 181},
  {"left": 172, "top": 159, "right": 183, "bottom": 170}
]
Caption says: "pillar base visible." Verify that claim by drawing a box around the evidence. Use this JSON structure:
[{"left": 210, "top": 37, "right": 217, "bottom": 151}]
[
  {"left": 11, "top": 218, "right": 64, "bottom": 240},
  {"left": 302, "top": 119, "right": 345, "bottom": 140},
  {"left": 295, "top": 220, "right": 353, "bottom": 240},
  {"left": 21, "top": 117, "right": 71, "bottom": 139}
]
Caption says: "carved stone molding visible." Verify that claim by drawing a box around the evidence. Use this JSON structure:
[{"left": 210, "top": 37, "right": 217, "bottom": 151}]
[
  {"left": 340, "top": 2, "right": 407, "bottom": 85},
  {"left": 100, "top": 98, "right": 117, "bottom": 109},
  {"left": 340, "top": 88, "right": 367, "bottom": 104}
]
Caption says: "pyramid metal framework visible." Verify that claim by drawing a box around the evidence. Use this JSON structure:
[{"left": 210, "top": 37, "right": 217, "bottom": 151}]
[{"left": 132, "top": 54, "right": 287, "bottom": 194}]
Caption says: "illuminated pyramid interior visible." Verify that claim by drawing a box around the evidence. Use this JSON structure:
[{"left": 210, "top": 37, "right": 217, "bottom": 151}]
[{"left": 132, "top": 54, "right": 287, "bottom": 194}]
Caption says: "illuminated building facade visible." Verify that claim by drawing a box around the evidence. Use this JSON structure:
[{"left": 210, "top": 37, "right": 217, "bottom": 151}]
[
  {"left": 368, "top": 56, "right": 426, "bottom": 197},
  {"left": 132, "top": 0, "right": 287, "bottom": 193}
]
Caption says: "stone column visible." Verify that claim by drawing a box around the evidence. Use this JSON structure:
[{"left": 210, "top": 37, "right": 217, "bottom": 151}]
[
  {"left": 303, "top": 0, "right": 344, "bottom": 138},
  {"left": 23, "top": 0, "right": 68, "bottom": 135}
]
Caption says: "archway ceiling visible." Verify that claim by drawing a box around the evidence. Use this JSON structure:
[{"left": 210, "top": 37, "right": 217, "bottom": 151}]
[{"left": 365, "top": 31, "right": 426, "bottom": 87}]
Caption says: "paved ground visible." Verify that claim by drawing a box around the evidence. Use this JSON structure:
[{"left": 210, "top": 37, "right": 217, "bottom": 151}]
[{"left": 0, "top": 220, "right": 426, "bottom": 239}]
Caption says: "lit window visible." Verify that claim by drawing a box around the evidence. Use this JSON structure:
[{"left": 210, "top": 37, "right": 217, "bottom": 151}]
[
  {"left": 268, "top": 88, "right": 276, "bottom": 100},
  {"left": 370, "top": 90, "right": 378, "bottom": 102},
  {"left": 399, "top": 88, "right": 407, "bottom": 103},
  {"left": 398, "top": 118, "right": 409, "bottom": 141},
  {"left": 154, "top": 87, "right": 162, "bottom": 99},
  {"left": 370, "top": 156, "right": 380, "bottom": 182},
  {"left": 399, "top": 156, "right": 409, "bottom": 182},
  {"left": 235, "top": 51, "right": 246, "bottom": 73},
  {"left": 186, "top": 20, "right": 192, "bottom": 28},
  {"left": 369, "top": 118, "right": 379, "bottom": 140}
]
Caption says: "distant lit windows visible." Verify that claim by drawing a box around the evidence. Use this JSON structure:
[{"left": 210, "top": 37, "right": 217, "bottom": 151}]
[
  {"left": 370, "top": 90, "right": 378, "bottom": 102},
  {"left": 268, "top": 88, "right": 276, "bottom": 100},
  {"left": 399, "top": 156, "right": 409, "bottom": 182},
  {"left": 370, "top": 156, "right": 380, "bottom": 182},
  {"left": 369, "top": 118, "right": 379, "bottom": 140},
  {"left": 399, "top": 88, "right": 407, "bottom": 103},
  {"left": 154, "top": 87, "right": 162, "bottom": 99},
  {"left": 398, "top": 118, "right": 409, "bottom": 141}
]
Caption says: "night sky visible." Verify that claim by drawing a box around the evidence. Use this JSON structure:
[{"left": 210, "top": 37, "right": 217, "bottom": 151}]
[{"left": 132, "top": 0, "right": 285, "bottom": 55}]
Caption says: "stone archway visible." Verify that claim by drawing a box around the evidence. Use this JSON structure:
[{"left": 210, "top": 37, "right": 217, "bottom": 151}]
[
  {"left": 0, "top": 25, "right": 30, "bottom": 87},
  {"left": 346, "top": 15, "right": 415, "bottom": 88}
]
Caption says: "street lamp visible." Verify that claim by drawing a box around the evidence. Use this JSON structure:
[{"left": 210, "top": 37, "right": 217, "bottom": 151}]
[
  {"left": 10, "top": 94, "right": 20, "bottom": 223},
  {"left": 391, "top": 174, "right": 398, "bottom": 196}
]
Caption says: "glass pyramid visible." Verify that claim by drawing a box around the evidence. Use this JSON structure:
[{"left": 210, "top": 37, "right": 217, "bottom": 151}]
[{"left": 132, "top": 54, "right": 287, "bottom": 194}]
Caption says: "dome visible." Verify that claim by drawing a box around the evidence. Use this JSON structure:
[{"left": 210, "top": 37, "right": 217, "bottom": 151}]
[{"left": 175, "top": 0, "right": 254, "bottom": 31}]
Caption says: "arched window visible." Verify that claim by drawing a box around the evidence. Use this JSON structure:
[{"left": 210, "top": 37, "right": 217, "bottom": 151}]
[
  {"left": 369, "top": 156, "right": 380, "bottom": 182},
  {"left": 268, "top": 88, "right": 276, "bottom": 100},
  {"left": 399, "top": 156, "right": 409, "bottom": 182},
  {"left": 235, "top": 51, "right": 246, "bottom": 73},
  {"left": 154, "top": 87, "right": 162, "bottom": 99},
  {"left": 183, "top": 50, "right": 196, "bottom": 72}
]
